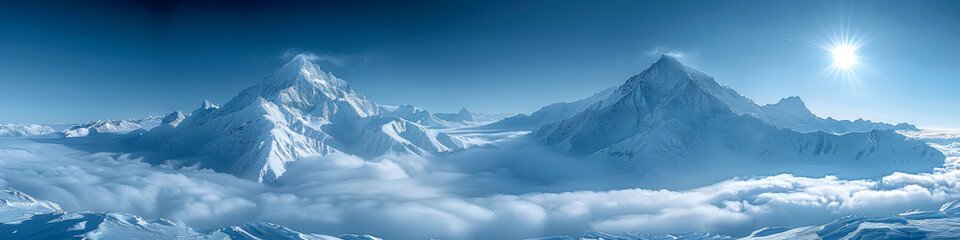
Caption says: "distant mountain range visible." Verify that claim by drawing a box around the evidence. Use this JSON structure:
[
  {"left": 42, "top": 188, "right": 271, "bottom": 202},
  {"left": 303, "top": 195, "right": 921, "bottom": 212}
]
[{"left": 383, "top": 105, "right": 493, "bottom": 129}]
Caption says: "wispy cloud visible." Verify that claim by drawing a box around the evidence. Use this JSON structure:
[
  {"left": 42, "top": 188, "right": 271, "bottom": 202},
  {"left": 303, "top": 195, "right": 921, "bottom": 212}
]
[
  {"left": 646, "top": 46, "right": 691, "bottom": 59},
  {"left": 281, "top": 49, "right": 369, "bottom": 68}
]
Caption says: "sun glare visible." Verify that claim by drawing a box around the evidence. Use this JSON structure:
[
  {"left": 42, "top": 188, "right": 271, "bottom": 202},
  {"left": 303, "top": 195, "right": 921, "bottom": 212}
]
[
  {"left": 831, "top": 44, "right": 858, "bottom": 69},
  {"left": 819, "top": 24, "right": 867, "bottom": 85}
]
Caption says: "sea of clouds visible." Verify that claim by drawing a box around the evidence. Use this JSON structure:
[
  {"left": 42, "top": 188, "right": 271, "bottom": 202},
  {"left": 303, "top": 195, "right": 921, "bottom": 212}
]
[{"left": 1, "top": 133, "right": 959, "bottom": 239}]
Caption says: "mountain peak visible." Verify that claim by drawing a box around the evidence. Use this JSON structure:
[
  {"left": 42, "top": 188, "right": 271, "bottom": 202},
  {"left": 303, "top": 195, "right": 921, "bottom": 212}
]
[
  {"left": 458, "top": 108, "right": 471, "bottom": 114},
  {"left": 775, "top": 96, "right": 805, "bottom": 107},
  {"left": 618, "top": 54, "right": 705, "bottom": 98},
  {"left": 285, "top": 54, "right": 314, "bottom": 69},
  {"left": 200, "top": 100, "right": 219, "bottom": 110},
  {"left": 764, "top": 96, "right": 814, "bottom": 117},
  {"left": 266, "top": 53, "right": 342, "bottom": 87},
  {"left": 654, "top": 54, "right": 684, "bottom": 66},
  {"left": 636, "top": 54, "right": 700, "bottom": 80}
]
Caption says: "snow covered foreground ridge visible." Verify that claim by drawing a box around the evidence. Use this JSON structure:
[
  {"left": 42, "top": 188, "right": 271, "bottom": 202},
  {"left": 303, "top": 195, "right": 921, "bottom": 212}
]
[
  {"left": 533, "top": 200, "right": 960, "bottom": 240},
  {"left": 129, "top": 54, "right": 472, "bottom": 182},
  {"left": 0, "top": 189, "right": 381, "bottom": 240},
  {"left": 7, "top": 187, "right": 960, "bottom": 240},
  {"left": 534, "top": 55, "right": 942, "bottom": 178}
]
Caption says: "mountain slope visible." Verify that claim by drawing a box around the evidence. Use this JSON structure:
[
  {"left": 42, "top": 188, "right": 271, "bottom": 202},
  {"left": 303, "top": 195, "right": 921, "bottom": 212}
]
[
  {"left": 535, "top": 55, "right": 942, "bottom": 181},
  {"left": 0, "top": 189, "right": 62, "bottom": 223},
  {"left": 484, "top": 86, "right": 618, "bottom": 130},
  {"left": 132, "top": 55, "right": 469, "bottom": 182}
]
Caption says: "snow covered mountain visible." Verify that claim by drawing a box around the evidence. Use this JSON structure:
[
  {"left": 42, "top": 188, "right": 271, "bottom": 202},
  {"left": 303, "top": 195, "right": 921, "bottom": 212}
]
[
  {"left": 0, "top": 124, "right": 56, "bottom": 137},
  {"left": 62, "top": 116, "right": 162, "bottom": 138},
  {"left": 0, "top": 189, "right": 380, "bottom": 240},
  {"left": 535, "top": 55, "right": 942, "bottom": 180},
  {"left": 130, "top": 54, "right": 469, "bottom": 182},
  {"left": 484, "top": 86, "right": 618, "bottom": 130},
  {"left": 0, "top": 189, "right": 62, "bottom": 223},
  {"left": 498, "top": 58, "right": 912, "bottom": 135}
]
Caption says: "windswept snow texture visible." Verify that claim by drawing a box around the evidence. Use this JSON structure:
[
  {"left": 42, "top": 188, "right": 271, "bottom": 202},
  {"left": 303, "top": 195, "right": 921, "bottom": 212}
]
[
  {"left": 130, "top": 54, "right": 470, "bottom": 182},
  {"left": 61, "top": 116, "right": 162, "bottom": 138},
  {"left": 0, "top": 124, "right": 56, "bottom": 137},
  {"left": 535, "top": 55, "right": 942, "bottom": 183},
  {"left": 0, "top": 189, "right": 379, "bottom": 240}
]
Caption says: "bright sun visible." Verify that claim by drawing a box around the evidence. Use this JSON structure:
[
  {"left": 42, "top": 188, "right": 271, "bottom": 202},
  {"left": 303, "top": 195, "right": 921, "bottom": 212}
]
[
  {"left": 821, "top": 25, "right": 866, "bottom": 84},
  {"left": 831, "top": 44, "right": 858, "bottom": 69}
]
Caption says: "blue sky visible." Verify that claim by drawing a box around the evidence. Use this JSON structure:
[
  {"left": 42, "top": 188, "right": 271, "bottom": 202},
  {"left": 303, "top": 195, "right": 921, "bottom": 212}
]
[{"left": 0, "top": 0, "right": 958, "bottom": 128}]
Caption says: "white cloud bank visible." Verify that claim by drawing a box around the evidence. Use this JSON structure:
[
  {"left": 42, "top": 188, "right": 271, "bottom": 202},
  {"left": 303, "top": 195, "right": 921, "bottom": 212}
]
[{"left": 0, "top": 136, "right": 958, "bottom": 239}]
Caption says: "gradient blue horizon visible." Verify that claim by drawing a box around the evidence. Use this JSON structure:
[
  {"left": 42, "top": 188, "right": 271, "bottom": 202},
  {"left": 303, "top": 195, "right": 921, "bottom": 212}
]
[{"left": 1, "top": 0, "right": 958, "bottom": 128}]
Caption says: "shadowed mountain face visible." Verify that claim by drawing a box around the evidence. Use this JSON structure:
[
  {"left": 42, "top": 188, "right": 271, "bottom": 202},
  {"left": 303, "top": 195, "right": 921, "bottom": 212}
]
[{"left": 534, "top": 55, "right": 942, "bottom": 183}]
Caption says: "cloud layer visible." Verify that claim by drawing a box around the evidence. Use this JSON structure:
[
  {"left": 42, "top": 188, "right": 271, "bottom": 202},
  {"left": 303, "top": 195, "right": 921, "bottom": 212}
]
[{"left": 0, "top": 135, "right": 958, "bottom": 239}]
